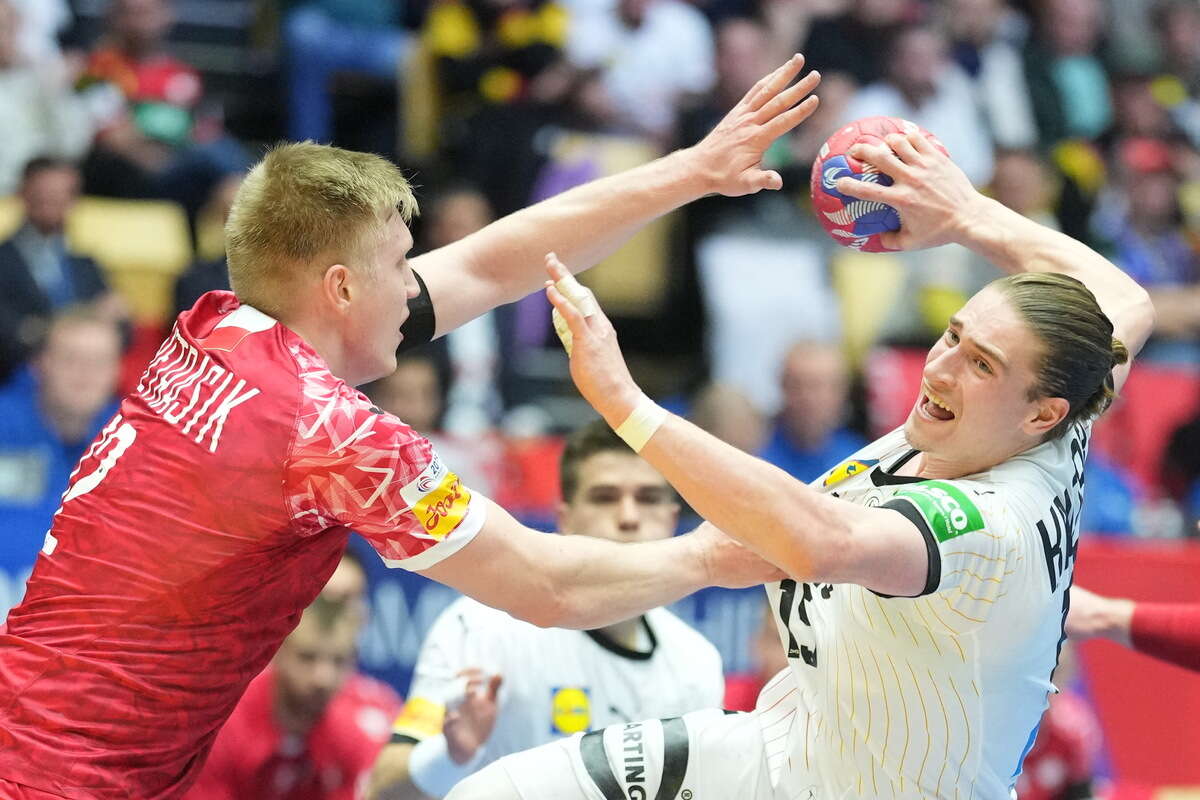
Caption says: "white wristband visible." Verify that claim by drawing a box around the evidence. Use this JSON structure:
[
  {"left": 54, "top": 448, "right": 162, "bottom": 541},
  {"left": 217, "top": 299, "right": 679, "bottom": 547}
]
[
  {"left": 409, "top": 733, "right": 477, "bottom": 798},
  {"left": 614, "top": 394, "right": 668, "bottom": 452}
]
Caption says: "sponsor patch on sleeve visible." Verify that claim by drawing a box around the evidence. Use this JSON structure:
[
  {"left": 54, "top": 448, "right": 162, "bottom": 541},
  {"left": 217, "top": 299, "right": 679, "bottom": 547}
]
[
  {"left": 399, "top": 455, "right": 473, "bottom": 541},
  {"left": 412, "top": 471, "right": 472, "bottom": 541},
  {"left": 391, "top": 696, "right": 446, "bottom": 740},
  {"left": 893, "top": 480, "right": 985, "bottom": 543},
  {"left": 822, "top": 458, "right": 879, "bottom": 488}
]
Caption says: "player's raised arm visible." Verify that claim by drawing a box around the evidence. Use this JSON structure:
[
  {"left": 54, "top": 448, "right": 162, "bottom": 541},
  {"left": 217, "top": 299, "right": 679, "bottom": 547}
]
[
  {"left": 544, "top": 257, "right": 933, "bottom": 596},
  {"left": 834, "top": 130, "right": 1155, "bottom": 393},
  {"left": 408, "top": 56, "right": 820, "bottom": 338}
]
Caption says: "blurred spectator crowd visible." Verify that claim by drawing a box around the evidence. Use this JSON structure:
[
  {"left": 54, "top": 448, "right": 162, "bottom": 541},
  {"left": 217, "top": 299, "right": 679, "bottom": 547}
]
[{"left": 5, "top": 0, "right": 1200, "bottom": 616}]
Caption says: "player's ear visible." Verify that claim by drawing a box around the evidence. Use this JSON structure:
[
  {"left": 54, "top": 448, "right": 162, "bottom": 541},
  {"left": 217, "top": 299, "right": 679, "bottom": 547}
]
[
  {"left": 321, "top": 264, "right": 352, "bottom": 312},
  {"left": 1023, "top": 396, "right": 1069, "bottom": 437}
]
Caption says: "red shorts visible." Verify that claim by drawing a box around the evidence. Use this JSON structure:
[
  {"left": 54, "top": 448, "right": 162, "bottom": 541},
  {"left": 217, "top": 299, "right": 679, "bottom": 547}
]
[{"left": 0, "top": 779, "right": 65, "bottom": 799}]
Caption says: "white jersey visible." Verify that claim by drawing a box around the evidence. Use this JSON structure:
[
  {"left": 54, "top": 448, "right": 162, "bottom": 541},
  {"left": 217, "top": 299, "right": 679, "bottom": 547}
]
[
  {"left": 758, "top": 422, "right": 1088, "bottom": 800},
  {"left": 392, "top": 596, "right": 724, "bottom": 778}
]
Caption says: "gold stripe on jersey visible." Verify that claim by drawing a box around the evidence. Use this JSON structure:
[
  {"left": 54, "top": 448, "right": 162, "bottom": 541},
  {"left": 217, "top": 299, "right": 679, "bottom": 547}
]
[
  {"left": 391, "top": 696, "right": 446, "bottom": 739},
  {"left": 872, "top": 595, "right": 899, "bottom": 638},
  {"left": 910, "top": 601, "right": 942, "bottom": 641},
  {"left": 909, "top": 663, "right": 932, "bottom": 786},
  {"left": 885, "top": 653, "right": 910, "bottom": 786},
  {"left": 947, "top": 673, "right": 971, "bottom": 786},
  {"left": 929, "top": 671, "right": 951, "bottom": 795}
]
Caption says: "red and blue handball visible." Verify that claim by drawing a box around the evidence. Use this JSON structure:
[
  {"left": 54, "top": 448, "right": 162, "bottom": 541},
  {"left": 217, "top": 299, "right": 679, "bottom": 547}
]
[{"left": 809, "top": 116, "right": 948, "bottom": 253}]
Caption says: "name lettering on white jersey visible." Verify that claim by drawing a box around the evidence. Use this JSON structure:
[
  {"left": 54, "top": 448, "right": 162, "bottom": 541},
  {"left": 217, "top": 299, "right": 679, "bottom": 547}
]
[{"left": 136, "top": 329, "right": 262, "bottom": 453}]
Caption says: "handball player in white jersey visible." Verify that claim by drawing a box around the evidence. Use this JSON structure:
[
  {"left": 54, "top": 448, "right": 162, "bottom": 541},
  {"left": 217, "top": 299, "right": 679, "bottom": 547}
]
[{"left": 445, "top": 133, "right": 1156, "bottom": 799}]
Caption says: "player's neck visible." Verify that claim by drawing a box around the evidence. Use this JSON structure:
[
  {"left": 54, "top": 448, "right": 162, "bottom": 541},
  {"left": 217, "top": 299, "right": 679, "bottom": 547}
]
[
  {"left": 902, "top": 448, "right": 1010, "bottom": 480},
  {"left": 273, "top": 686, "right": 320, "bottom": 737},
  {"left": 282, "top": 313, "right": 353, "bottom": 384}
]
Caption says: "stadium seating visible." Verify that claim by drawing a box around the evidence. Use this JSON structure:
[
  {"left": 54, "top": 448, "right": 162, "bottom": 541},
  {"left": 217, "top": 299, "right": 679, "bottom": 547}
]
[{"left": 0, "top": 195, "right": 191, "bottom": 324}]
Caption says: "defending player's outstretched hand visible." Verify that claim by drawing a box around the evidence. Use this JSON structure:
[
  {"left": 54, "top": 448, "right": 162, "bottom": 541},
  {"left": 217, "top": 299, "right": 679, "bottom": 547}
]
[
  {"left": 544, "top": 253, "right": 642, "bottom": 425},
  {"left": 833, "top": 130, "right": 983, "bottom": 252},
  {"left": 689, "top": 54, "right": 821, "bottom": 197},
  {"left": 443, "top": 668, "right": 503, "bottom": 765}
]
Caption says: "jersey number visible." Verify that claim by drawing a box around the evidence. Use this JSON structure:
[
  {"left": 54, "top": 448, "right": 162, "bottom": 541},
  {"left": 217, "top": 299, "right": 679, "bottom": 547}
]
[
  {"left": 778, "top": 580, "right": 832, "bottom": 668},
  {"left": 42, "top": 418, "right": 137, "bottom": 555}
]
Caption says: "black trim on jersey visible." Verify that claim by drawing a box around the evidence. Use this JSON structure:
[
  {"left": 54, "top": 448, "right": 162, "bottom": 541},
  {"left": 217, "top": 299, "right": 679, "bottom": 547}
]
[
  {"left": 397, "top": 269, "right": 436, "bottom": 353},
  {"left": 584, "top": 617, "right": 657, "bottom": 661},
  {"left": 870, "top": 449, "right": 926, "bottom": 486},
  {"left": 388, "top": 732, "right": 420, "bottom": 745},
  {"left": 870, "top": 500, "right": 942, "bottom": 598},
  {"left": 656, "top": 717, "right": 690, "bottom": 800},
  {"left": 579, "top": 730, "right": 624, "bottom": 800}
]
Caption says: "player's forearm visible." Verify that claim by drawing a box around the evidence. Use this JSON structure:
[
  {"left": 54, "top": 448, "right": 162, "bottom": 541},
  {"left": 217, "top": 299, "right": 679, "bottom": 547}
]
[
  {"left": 432, "top": 148, "right": 711, "bottom": 303},
  {"left": 367, "top": 744, "right": 434, "bottom": 800},
  {"left": 546, "top": 531, "right": 711, "bottom": 629},
  {"left": 421, "top": 501, "right": 711, "bottom": 629},
  {"left": 1131, "top": 602, "right": 1200, "bottom": 674},
  {"left": 955, "top": 195, "right": 1155, "bottom": 356},
  {"left": 635, "top": 414, "right": 852, "bottom": 582}
]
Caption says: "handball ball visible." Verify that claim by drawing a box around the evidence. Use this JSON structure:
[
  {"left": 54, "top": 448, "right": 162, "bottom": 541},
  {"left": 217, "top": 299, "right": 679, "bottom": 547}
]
[{"left": 809, "top": 116, "right": 948, "bottom": 253}]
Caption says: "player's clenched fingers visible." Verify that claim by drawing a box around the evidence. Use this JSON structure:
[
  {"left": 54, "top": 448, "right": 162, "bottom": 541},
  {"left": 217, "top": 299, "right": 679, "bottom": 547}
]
[
  {"left": 834, "top": 176, "right": 894, "bottom": 204},
  {"left": 885, "top": 133, "right": 922, "bottom": 167},
  {"left": 754, "top": 69, "right": 820, "bottom": 125},
  {"left": 849, "top": 142, "right": 910, "bottom": 180},
  {"left": 907, "top": 130, "right": 940, "bottom": 156}
]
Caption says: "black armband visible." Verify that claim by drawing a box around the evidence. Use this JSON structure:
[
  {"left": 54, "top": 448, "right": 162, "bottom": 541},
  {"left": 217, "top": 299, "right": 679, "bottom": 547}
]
[{"left": 398, "top": 269, "right": 437, "bottom": 353}]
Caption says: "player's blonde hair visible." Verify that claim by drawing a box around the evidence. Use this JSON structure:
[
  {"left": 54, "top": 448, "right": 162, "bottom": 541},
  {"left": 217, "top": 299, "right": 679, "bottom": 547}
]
[
  {"left": 993, "top": 273, "right": 1129, "bottom": 441},
  {"left": 224, "top": 142, "right": 418, "bottom": 318}
]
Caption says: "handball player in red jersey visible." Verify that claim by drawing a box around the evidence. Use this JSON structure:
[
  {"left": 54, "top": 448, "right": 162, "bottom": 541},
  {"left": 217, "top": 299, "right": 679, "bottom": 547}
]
[{"left": 0, "top": 55, "right": 819, "bottom": 800}]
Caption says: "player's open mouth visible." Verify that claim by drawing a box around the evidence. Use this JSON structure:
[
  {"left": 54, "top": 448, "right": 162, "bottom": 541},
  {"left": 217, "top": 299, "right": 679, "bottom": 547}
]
[{"left": 919, "top": 385, "right": 955, "bottom": 421}]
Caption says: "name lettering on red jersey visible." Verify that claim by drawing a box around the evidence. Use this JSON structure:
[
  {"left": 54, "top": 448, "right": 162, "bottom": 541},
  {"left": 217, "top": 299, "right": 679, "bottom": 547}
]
[{"left": 137, "top": 330, "right": 262, "bottom": 453}]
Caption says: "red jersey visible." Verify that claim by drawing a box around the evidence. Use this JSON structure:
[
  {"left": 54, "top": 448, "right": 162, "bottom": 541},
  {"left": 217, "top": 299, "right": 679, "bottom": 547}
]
[
  {"left": 184, "top": 666, "right": 402, "bottom": 800},
  {"left": 1015, "top": 691, "right": 1103, "bottom": 800},
  {"left": 0, "top": 292, "right": 484, "bottom": 799}
]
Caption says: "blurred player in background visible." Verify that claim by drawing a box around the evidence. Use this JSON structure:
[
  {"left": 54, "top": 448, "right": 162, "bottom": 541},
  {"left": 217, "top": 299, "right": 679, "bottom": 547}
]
[
  {"left": 186, "top": 551, "right": 402, "bottom": 800},
  {"left": 0, "top": 55, "right": 818, "bottom": 799},
  {"left": 368, "top": 421, "right": 723, "bottom": 799},
  {"left": 453, "top": 127, "right": 1156, "bottom": 799},
  {"left": 1068, "top": 585, "right": 1200, "bottom": 673}
]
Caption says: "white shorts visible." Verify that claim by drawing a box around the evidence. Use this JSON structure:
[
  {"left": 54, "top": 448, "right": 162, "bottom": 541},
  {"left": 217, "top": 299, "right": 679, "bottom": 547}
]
[{"left": 494, "top": 709, "right": 778, "bottom": 800}]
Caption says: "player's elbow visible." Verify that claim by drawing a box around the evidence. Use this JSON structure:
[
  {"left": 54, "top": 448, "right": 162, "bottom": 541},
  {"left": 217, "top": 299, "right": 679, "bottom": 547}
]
[
  {"left": 499, "top": 575, "right": 574, "bottom": 629},
  {"left": 772, "top": 497, "right": 857, "bottom": 583},
  {"left": 510, "top": 595, "right": 572, "bottom": 629}
]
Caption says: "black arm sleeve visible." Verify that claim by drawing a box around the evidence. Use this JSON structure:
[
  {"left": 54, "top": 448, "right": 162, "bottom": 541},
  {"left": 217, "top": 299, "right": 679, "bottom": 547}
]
[{"left": 398, "top": 269, "right": 437, "bottom": 353}]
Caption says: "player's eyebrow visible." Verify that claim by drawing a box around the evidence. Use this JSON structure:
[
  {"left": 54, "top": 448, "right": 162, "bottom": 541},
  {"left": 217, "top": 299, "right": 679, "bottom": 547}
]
[{"left": 949, "top": 315, "right": 1009, "bottom": 371}]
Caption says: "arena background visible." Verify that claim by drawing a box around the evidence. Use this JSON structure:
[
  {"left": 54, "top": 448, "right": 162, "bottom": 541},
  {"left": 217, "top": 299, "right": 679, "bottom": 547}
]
[{"left": 2, "top": 0, "right": 1199, "bottom": 795}]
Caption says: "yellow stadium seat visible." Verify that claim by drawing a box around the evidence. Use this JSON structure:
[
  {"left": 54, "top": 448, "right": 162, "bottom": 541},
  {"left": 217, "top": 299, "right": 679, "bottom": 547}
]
[
  {"left": 399, "top": 40, "right": 443, "bottom": 162},
  {"left": 543, "top": 133, "right": 674, "bottom": 318},
  {"left": 0, "top": 196, "right": 21, "bottom": 240},
  {"left": 831, "top": 250, "right": 906, "bottom": 368},
  {"left": 65, "top": 197, "right": 193, "bottom": 324},
  {"left": 0, "top": 195, "right": 192, "bottom": 323}
]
